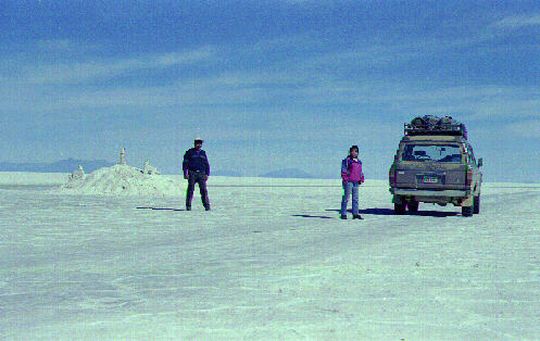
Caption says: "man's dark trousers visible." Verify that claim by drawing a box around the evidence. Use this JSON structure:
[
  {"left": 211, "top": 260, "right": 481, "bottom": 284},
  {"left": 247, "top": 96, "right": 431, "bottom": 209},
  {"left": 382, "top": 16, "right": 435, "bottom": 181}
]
[{"left": 186, "top": 171, "right": 210, "bottom": 209}]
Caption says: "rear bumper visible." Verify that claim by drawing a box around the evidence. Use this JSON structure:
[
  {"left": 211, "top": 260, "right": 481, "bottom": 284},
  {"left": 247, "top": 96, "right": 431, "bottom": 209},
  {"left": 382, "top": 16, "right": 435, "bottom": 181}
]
[{"left": 390, "top": 188, "right": 468, "bottom": 197}]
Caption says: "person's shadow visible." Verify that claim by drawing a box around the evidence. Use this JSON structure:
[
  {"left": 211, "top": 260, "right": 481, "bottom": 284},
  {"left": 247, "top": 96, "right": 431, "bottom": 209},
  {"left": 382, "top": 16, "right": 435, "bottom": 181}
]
[
  {"left": 136, "top": 206, "right": 186, "bottom": 212},
  {"left": 324, "top": 208, "right": 458, "bottom": 217},
  {"left": 291, "top": 214, "right": 334, "bottom": 219}
]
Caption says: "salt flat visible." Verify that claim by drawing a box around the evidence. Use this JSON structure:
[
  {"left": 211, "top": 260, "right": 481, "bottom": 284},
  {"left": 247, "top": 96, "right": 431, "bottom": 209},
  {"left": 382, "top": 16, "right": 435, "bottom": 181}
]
[{"left": 1, "top": 174, "right": 539, "bottom": 340}]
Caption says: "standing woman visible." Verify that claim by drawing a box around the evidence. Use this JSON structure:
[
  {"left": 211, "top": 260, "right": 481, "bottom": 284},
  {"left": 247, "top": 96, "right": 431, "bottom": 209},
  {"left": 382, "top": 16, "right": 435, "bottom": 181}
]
[{"left": 340, "top": 145, "right": 364, "bottom": 220}]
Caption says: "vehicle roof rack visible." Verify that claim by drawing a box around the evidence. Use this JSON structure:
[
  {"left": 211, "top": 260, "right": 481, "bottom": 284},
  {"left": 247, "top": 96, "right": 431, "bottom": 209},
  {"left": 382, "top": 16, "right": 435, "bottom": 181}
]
[{"left": 404, "top": 115, "right": 468, "bottom": 139}]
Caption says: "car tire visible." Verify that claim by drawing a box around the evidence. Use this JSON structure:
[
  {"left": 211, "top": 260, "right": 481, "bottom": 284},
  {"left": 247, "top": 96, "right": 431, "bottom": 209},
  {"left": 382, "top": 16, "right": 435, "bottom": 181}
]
[
  {"left": 473, "top": 195, "right": 480, "bottom": 214},
  {"left": 462, "top": 205, "right": 473, "bottom": 217},
  {"left": 394, "top": 202, "right": 406, "bottom": 215},
  {"left": 407, "top": 201, "right": 419, "bottom": 213}
]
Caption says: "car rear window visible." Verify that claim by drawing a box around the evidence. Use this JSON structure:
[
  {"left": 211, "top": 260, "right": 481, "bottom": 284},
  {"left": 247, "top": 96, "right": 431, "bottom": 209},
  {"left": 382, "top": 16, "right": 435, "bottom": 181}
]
[{"left": 402, "top": 144, "right": 462, "bottom": 162}]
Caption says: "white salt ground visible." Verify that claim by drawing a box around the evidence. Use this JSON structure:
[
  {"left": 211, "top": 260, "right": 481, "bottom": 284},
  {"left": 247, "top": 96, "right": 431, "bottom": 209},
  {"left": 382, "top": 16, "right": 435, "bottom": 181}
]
[{"left": 1, "top": 173, "right": 539, "bottom": 340}]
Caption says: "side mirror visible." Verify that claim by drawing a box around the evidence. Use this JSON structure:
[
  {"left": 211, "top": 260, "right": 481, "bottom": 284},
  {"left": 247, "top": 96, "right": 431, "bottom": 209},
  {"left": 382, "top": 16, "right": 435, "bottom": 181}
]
[{"left": 478, "top": 158, "right": 483, "bottom": 168}]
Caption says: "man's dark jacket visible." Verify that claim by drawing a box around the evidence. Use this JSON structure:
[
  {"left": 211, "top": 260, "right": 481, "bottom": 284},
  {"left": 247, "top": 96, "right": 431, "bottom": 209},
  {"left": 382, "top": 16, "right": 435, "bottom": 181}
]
[{"left": 183, "top": 148, "right": 210, "bottom": 176}]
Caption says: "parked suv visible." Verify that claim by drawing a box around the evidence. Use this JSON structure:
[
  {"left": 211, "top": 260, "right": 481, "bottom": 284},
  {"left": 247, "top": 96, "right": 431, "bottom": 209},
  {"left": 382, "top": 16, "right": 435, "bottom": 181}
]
[{"left": 388, "top": 115, "right": 483, "bottom": 217}]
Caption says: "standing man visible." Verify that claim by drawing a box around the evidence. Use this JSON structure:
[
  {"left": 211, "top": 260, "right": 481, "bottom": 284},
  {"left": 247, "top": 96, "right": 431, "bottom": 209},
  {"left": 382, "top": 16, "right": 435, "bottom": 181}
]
[
  {"left": 340, "top": 145, "right": 364, "bottom": 220},
  {"left": 183, "top": 137, "right": 211, "bottom": 211}
]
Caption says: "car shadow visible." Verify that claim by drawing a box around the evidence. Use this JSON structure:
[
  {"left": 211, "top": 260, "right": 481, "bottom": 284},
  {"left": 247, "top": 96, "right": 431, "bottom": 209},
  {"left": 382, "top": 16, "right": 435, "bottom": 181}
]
[
  {"left": 407, "top": 210, "right": 459, "bottom": 217},
  {"left": 325, "top": 208, "right": 458, "bottom": 217},
  {"left": 136, "top": 206, "right": 186, "bottom": 212}
]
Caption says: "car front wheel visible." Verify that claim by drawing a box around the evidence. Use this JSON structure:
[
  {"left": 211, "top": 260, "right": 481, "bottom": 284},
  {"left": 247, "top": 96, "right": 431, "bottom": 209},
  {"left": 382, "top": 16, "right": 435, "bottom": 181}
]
[
  {"left": 462, "top": 205, "right": 473, "bottom": 217},
  {"left": 473, "top": 195, "right": 480, "bottom": 214}
]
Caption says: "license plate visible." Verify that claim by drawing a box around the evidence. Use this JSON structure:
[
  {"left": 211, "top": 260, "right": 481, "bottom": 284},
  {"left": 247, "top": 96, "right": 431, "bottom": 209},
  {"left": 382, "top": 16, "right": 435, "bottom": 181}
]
[{"left": 423, "top": 176, "right": 439, "bottom": 183}]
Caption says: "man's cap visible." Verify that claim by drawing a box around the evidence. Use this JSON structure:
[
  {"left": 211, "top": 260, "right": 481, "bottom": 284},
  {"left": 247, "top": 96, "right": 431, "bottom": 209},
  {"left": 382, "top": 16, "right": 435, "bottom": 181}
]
[{"left": 194, "top": 137, "right": 204, "bottom": 143}]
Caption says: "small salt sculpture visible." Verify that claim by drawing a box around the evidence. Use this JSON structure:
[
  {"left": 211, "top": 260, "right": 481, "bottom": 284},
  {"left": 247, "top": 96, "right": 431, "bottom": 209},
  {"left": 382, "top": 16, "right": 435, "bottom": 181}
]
[
  {"left": 119, "top": 147, "right": 127, "bottom": 165},
  {"left": 69, "top": 164, "right": 85, "bottom": 181},
  {"left": 143, "top": 160, "right": 160, "bottom": 175}
]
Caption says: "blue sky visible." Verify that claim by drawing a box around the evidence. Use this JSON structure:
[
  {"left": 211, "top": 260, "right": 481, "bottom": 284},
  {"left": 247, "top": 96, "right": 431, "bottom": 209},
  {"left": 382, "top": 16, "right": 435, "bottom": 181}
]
[{"left": 1, "top": 1, "right": 539, "bottom": 181}]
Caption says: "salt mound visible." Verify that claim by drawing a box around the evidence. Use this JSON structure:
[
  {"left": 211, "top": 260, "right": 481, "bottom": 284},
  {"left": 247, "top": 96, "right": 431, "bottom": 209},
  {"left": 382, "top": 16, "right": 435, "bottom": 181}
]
[{"left": 61, "top": 164, "right": 181, "bottom": 196}]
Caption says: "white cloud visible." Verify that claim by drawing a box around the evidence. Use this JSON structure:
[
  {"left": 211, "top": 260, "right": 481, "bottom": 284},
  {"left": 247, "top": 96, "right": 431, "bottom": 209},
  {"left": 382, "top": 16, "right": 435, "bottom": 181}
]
[
  {"left": 35, "top": 39, "right": 102, "bottom": 54},
  {"left": 441, "top": 14, "right": 540, "bottom": 49},
  {"left": 3, "top": 63, "right": 540, "bottom": 125},
  {"left": 507, "top": 119, "right": 540, "bottom": 138},
  {"left": 155, "top": 47, "right": 215, "bottom": 66},
  {"left": 251, "top": 33, "right": 325, "bottom": 52},
  {"left": 37, "top": 39, "right": 74, "bottom": 51},
  {"left": 14, "top": 46, "right": 216, "bottom": 85},
  {"left": 494, "top": 14, "right": 540, "bottom": 29}
]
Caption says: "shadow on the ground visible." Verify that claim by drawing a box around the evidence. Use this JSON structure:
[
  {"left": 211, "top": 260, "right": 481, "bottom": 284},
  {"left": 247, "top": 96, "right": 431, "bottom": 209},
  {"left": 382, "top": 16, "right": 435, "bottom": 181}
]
[
  {"left": 325, "top": 208, "right": 459, "bottom": 217},
  {"left": 291, "top": 214, "right": 334, "bottom": 219},
  {"left": 136, "top": 206, "right": 186, "bottom": 212},
  {"left": 407, "top": 210, "right": 459, "bottom": 217}
]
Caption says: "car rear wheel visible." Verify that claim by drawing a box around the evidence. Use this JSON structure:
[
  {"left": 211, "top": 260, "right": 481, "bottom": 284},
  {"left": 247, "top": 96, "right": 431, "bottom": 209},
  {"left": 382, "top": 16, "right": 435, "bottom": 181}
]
[
  {"left": 462, "top": 205, "right": 473, "bottom": 217},
  {"left": 394, "top": 202, "right": 406, "bottom": 215},
  {"left": 473, "top": 195, "right": 480, "bottom": 214},
  {"left": 407, "top": 201, "right": 419, "bottom": 213}
]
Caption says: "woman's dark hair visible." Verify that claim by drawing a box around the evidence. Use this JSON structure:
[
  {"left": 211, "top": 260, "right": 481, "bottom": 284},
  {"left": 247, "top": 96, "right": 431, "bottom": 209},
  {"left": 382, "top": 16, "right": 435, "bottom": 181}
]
[{"left": 349, "top": 145, "right": 359, "bottom": 153}]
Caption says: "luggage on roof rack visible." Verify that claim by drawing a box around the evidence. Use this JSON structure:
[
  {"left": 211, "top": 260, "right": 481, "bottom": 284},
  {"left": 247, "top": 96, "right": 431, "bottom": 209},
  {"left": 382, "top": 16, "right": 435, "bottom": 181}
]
[{"left": 405, "top": 115, "right": 468, "bottom": 139}]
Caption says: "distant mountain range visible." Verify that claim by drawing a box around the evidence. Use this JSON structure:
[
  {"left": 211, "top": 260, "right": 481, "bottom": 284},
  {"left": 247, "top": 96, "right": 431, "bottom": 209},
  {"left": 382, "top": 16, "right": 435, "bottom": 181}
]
[
  {"left": 211, "top": 169, "right": 315, "bottom": 178},
  {"left": 212, "top": 170, "right": 243, "bottom": 177},
  {"left": 259, "top": 168, "right": 315, "bottom": 179},
  {"left": 0, "top": 158, "right": 115, "bottom": 173},
  {"left": 0, "top": 161, "right": 320, "bottom": 179}
]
